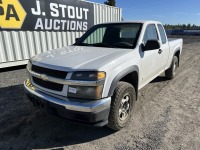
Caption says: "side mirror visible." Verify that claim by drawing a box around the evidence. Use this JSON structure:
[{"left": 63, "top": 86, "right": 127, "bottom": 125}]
[
  {"left": 142, "top": 40, "right": 160, "bottom": 51},
  {"left": 75, "top": 38, "right": 80, "bottom": 42}
]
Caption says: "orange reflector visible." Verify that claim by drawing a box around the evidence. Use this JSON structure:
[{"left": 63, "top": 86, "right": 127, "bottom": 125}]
[
  {"left": 25, "top": 78, "right": 35, "bottom": 90},
  {"left": 97, "top": 72, "right": 106, "bottom": 80}
]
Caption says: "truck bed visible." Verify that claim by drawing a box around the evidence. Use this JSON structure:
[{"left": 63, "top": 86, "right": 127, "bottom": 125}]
[
  {"left": 168, "top": 38, "right": 183, "bottom": 64},
  {"left": 168, "top": 38, "right": 181, "bottom": 42},
  {"left": 168, "top": 38, "right": 183, "bottom": 48}
]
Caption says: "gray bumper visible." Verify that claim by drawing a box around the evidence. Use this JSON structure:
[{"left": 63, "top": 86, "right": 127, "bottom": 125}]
[{"left": 24, "top": 81, "right": 111, "bottom": 113}]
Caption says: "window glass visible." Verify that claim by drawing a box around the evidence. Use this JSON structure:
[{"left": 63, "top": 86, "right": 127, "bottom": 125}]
[
  {"left": 84, "top": 27, "right": 106, "bottom": 44},
  {"left": 143, "top": 24, "right": 159, "bottom": 43},
  {"left": 75, "top": 23, "right": 142, "bottom": 49},
  {"left": 158, "top": 24, "right": 167, "bottom": 44},
  {"left": 120, "top": 28, "right": 138, "bottom": 38}
]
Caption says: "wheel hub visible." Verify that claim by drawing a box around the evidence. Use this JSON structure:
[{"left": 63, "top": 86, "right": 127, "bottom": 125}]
[{"left": 119, "top": 95, "right": 130, "bottom": 121}]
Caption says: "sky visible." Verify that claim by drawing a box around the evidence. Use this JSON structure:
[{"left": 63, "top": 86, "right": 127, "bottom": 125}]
[{"left": 88, "top": 0, "right": 200, "bottom": 25}]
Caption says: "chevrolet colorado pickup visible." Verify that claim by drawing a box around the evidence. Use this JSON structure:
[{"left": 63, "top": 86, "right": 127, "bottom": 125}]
[{"left": 24, "top": 21, "right": 183, "bottom": 130}]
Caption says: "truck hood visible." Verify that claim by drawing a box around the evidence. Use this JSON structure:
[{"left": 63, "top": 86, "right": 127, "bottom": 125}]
[{"left": 31, "top": 46, "right": 132, "bottom": 71}]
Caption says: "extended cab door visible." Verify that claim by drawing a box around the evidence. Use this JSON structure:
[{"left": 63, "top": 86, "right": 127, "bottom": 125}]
[
  {"left": 140, "top": 24, "right": 163, "bottom": 83},
  {"left": 157, "top": 24, "right": 170, "bottom": 69}
]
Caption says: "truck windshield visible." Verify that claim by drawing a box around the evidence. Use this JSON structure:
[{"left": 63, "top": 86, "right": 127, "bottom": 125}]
[{"left": 74, "top": 23, "right": 143, "bottom": 49}]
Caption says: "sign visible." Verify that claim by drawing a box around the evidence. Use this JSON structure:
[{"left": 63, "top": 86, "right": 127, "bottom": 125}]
[
  {"left": 0, "top": 0, "right": 94, "bottom": 31},
  {"left": 0, "top": 0, "right": 26, "bottom": 29}
]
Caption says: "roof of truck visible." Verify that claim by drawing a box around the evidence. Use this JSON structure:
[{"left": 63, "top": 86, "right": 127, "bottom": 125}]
[{"left": 100, "top": 20, "right": 162, "bottom": 25}]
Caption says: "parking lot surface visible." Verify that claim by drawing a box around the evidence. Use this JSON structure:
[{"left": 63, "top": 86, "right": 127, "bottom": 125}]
[{"left": 0, "top": 37, "right": 200, "bottom": 150}]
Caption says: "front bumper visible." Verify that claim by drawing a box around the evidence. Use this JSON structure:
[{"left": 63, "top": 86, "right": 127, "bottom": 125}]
[{"left": 24, "top": 80, "right": 111, "bottom": 127}]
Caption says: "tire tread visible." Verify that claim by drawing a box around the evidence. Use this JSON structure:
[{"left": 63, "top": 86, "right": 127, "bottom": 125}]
[
  {"left": 107, "top": 81, "right": 135, "bottom": 131},
  {"left": 165, "top": 56, "right": 178, "bottom": 79}
]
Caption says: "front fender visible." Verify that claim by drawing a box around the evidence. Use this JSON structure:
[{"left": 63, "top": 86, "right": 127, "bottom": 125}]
[{"left": 107, "top": 65, "right": 139, "bottom": 97}]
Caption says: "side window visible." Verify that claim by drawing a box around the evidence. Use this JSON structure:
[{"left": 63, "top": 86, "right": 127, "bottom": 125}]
[
  {"left": 158, "top": 24, "right": 167, "bottom": 44},
  {"left": 143, "top": 24, "right": 159, "bottom": 43}
]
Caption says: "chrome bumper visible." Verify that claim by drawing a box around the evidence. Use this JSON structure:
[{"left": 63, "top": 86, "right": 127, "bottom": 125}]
[{"left": 24, "top": 81, "right": 111, "bottom": 113}]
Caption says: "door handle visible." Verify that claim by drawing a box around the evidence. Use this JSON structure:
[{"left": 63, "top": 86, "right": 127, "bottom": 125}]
[{"left": 158, "top": 49, "right": 162, "bottom": 54}]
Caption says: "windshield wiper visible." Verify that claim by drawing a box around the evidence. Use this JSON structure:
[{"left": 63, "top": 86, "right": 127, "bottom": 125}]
[
  {"left": 74, "top": 43, "right": 93, "bottom": 46},
  {"left": 74, "top": 43, "right": 117, "bottom": 48},
  {"left": 91, "top": 43, "right": 117, "bottom": 48}
]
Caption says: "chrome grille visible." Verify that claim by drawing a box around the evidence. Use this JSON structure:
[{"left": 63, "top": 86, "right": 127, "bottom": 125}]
[{"left": 31, "top": 65, "right": 67, "bottom": 91}]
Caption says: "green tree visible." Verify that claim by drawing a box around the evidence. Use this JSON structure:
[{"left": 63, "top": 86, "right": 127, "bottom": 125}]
[
  {"left": 182, "top": 24, "right": 186, "bottom": 29},
  {"left": 192, "top": 24, "right": 196, "bottom": 29},
  {"left": 104, "top": 0, "right": 116, "bottom": 6},
  {"left": 163, "top": 23, "right": 200, "bottom": 30},
  {"left": 186, "top": 23, "right": 191, "bottom": 29}
]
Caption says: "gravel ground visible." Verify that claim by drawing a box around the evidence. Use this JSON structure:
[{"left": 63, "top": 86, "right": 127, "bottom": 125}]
[{"left": 0, "top": 37, "right": 200, "bottom": 150}]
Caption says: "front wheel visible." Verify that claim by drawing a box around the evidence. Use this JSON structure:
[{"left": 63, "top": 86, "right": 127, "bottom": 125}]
[
  {"left": 165, "top": 56, "right": 178, "bottom": 79},
  {"left": 107, "top": 82, "right": 136, "bottom": 131}
]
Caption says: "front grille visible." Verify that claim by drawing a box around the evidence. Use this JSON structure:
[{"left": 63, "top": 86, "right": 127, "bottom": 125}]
[
  {"left": 32, "top": 77, "right": 63, "bottom": 91},
  {"left": 32, "top": 65, "right": 68, "bottom": 79}
]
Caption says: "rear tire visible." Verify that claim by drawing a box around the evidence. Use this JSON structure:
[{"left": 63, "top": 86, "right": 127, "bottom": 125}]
[
  {"left": 165, "top": 56, "right": 178, "bottom": 79},
  {"left": 107, "top": 82, "right": 136, "bottom": 131}
]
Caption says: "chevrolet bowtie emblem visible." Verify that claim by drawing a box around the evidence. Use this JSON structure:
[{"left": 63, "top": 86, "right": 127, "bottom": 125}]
[{"left": 40, "top": 74, "right": 48, "bottom": 81}]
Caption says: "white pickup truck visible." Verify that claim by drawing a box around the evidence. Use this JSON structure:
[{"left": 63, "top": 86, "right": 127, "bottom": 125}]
[{"left": 24, "top": 21, "right": 183, "bottom": 130}]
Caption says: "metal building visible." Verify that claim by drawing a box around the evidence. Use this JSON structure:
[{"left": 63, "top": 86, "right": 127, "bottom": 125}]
[{"left": 0, "top": 0, "right": 122, "bottom": 68}]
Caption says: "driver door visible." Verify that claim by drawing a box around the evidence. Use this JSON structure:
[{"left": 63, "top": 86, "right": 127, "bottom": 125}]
[{"left": 140, "top": 24, "right": 163, "bottom": 83}]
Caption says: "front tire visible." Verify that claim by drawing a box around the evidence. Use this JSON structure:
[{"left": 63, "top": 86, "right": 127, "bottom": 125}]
[
  {"left": 165, "top": 56, "right": 178, "bottom": 79},
  {"left": 107, "top": 82, "right": 136, "bottom": 131}
]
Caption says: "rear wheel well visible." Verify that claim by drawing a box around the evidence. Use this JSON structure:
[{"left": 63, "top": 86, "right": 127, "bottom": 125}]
[
  {"left": 174, "top": 50, "right": 180, "bottom": 66},
  {"left": 119, "top": 71, "right": 138, "bottom": 99}
]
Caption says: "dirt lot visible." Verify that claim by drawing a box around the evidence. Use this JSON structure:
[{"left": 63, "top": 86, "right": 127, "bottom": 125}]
[{"left": 0, "top": 36, "right": 200, "bottom": 150}]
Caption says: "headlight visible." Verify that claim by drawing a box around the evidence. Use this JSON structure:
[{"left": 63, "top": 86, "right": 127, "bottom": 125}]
[
  {"left": 68, "top": 71, "right": 106, "bottom": 99},
  {"left": 71, "top": 71, "right": 106, "bottom": 81},
  {"left": 68, "top": 85, "right": 103, "bottom": 100}
]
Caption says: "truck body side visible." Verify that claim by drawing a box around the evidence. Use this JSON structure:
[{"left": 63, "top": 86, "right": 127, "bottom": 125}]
[{"left": 24, "top": 21, "right": 183, "bottom": 129}]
